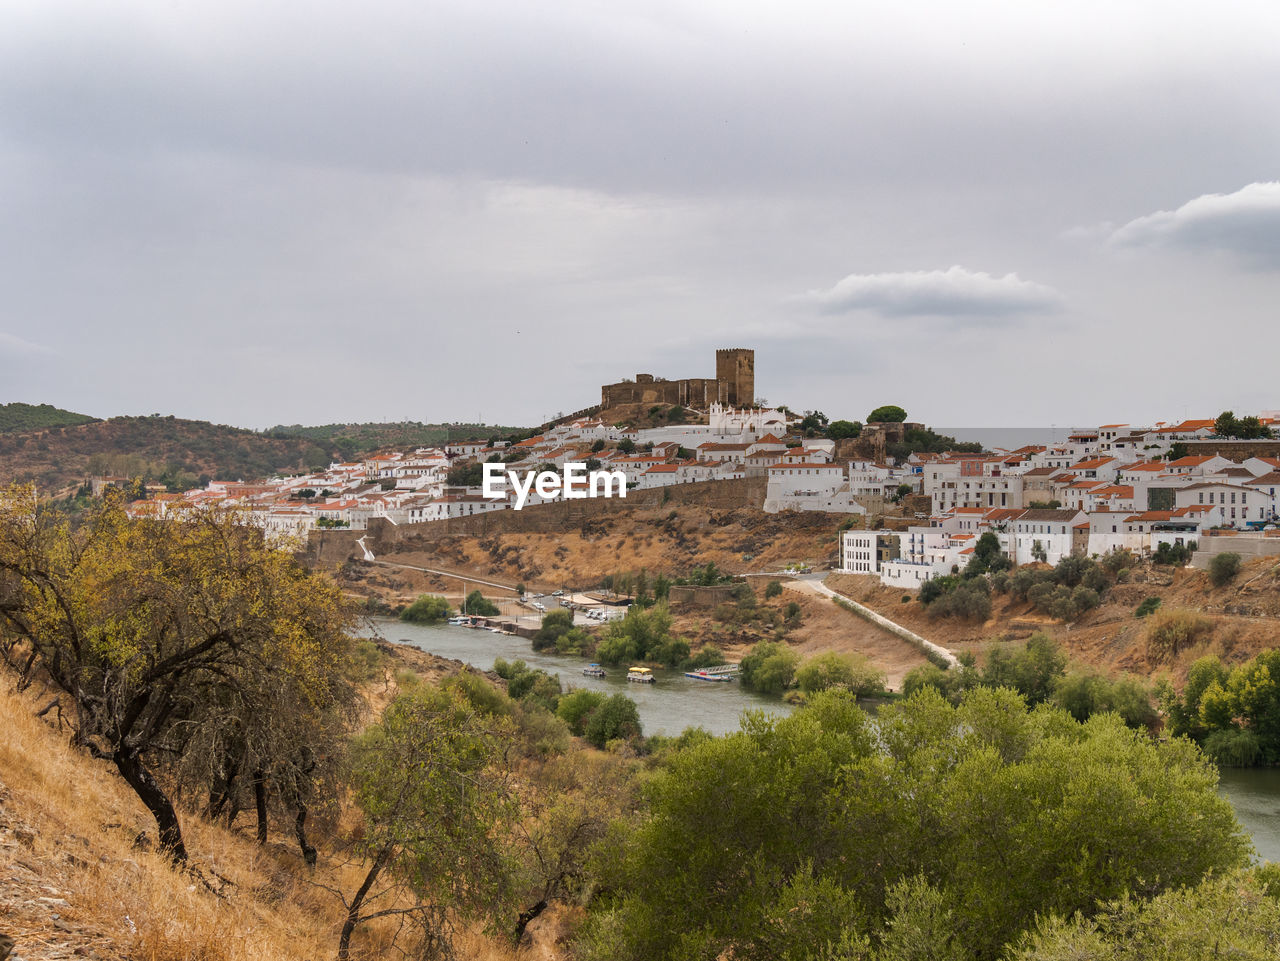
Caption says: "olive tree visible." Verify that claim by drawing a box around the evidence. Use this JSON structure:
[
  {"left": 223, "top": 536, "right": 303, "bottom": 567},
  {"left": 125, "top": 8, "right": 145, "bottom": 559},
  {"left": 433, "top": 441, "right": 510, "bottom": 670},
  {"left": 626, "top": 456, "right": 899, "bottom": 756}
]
[
  {"left": 340, "top": 684, "right": 517, "bottom": 960},
  {"left": 0, "top": 489, "right": 354, "bottom": 863}
]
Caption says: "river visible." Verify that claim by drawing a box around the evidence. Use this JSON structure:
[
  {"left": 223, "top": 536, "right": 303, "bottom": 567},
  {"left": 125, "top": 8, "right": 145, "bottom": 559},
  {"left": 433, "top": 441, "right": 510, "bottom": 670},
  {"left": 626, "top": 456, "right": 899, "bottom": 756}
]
[
  {"left": 371, "top": 618, "right": 1280, "bottom": 862},
  {"left": 374, "top": 618, "right": 795, "bottom": 737}
]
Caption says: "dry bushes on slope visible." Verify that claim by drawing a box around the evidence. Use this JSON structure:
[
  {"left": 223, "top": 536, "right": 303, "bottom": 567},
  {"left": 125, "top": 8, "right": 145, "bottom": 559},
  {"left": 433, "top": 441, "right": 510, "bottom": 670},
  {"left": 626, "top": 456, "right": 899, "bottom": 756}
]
[{"left": 0, "top": 680, "right": 521, "bottom": 961}]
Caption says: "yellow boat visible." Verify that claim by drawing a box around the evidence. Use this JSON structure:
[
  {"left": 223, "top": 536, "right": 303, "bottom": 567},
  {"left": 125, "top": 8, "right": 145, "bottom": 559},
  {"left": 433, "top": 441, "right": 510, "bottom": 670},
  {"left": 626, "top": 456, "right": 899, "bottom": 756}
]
[{"left": 626, "top": 666, "right": 655, "bottom": 684}]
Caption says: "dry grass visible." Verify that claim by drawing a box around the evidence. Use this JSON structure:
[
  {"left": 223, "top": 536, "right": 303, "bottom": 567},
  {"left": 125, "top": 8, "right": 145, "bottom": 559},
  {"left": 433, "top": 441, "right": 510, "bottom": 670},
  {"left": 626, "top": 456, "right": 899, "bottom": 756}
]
[
  {"left": 1144, "top": 609, "right": 1217, "bottom": 662},
  {"left": 0, "top": 679, "right": 524, "bottom": 961}
]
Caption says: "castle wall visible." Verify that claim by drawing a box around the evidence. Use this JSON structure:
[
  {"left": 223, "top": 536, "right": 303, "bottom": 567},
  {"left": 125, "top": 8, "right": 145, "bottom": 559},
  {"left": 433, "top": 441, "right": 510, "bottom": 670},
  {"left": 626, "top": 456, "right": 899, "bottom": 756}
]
[
  {"left": 601, "top": 377, "right": 724, "bottom": 409},
  {"left": 601, "top": 348, "right": 756, "bottom": 410}
]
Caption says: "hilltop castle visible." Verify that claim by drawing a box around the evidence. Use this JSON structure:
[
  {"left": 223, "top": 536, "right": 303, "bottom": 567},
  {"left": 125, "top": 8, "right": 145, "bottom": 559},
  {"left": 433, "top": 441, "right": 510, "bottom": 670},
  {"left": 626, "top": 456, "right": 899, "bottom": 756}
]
[{"left": 601, "top": 348, "right": 755, "bottom": 410}]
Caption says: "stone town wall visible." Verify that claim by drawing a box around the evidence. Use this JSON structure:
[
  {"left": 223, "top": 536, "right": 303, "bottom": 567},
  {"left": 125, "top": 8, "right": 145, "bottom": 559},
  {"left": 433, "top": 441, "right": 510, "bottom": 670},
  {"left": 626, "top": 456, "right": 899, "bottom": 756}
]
[
  {"left": 668, "top": 584, "right": 738, "bottom": 608},
  {"left": 601, "top": 377, "right": 723, "bottom": 409},
  {"left": 1183, "top": 439, "right": 1280, "bottom": 460}
]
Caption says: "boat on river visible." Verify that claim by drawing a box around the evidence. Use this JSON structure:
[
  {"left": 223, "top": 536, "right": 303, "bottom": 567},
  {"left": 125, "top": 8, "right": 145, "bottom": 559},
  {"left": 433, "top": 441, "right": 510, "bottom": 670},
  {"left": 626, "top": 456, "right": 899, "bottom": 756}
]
[
  {"left": 583, "top": 663, "right": 607, "bottom": 678},
  {"left": 626, "top": 666, "right": 655, "bottom": 684},
  {"left": 684, "top": 668, "right": 734, "bottom": 682}
]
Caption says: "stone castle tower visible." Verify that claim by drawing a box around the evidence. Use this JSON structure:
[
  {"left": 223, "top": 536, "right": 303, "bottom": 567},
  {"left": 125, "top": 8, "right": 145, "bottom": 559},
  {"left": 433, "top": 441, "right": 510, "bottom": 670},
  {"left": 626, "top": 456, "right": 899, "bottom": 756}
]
[
  {"left": 715, "top": 348, "right": 755, "bottom": 406},
  {"left": 600, "top": 347, "right": 756, "bottom": 410}
]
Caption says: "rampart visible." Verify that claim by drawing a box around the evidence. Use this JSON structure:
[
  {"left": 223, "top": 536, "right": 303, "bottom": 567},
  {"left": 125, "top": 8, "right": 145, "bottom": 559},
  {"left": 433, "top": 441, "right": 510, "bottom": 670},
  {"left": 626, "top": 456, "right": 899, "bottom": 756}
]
[
  {"left": 601, "top": 376, "right": 724, "bottom": 409},
  {"left": 600, "top": 347, "right": 755, "bottom": 410},
  {"left": 1183, "top": 439, "right": 1280, "bottom": 460}
]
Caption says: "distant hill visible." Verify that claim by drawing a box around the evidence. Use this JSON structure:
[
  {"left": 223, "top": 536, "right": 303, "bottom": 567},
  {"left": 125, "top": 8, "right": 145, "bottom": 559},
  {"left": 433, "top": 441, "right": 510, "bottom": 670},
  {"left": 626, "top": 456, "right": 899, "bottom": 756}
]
[
  {"left": 266, "top": 421, "right": 528, "bottom": 460},
  {"left": 0, "top": 402, "right": 98, "bottom": 434},
  {"left": 0, "top": 416, "right": 340, "bottom": 494}
]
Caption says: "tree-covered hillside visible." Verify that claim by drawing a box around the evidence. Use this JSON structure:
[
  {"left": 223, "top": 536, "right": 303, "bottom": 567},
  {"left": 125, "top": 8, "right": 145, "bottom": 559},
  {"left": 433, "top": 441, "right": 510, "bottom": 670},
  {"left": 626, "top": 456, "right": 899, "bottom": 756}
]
[
  {"left": 266, "top": 421, "right": 525, "bottom": 460},
  {"left": 0, "top": 415, "right": 338, "bottom": 492},
  {"left": 0, "top": 402, "right": 98, "bottom": 433}
]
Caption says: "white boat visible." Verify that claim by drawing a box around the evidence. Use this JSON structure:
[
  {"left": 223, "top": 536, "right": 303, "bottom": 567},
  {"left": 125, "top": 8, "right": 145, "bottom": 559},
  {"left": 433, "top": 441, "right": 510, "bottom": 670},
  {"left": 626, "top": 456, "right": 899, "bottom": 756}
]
[{"left": 582, "top": 663, "right": 607, "bottom": 678}]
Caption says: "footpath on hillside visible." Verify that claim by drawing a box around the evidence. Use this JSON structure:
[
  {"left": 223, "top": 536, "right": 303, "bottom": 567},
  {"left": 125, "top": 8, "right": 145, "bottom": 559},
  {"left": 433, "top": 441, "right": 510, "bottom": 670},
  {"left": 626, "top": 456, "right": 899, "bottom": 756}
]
[{"left": 785, "top": 575, "right": 958, "bottom": 670}]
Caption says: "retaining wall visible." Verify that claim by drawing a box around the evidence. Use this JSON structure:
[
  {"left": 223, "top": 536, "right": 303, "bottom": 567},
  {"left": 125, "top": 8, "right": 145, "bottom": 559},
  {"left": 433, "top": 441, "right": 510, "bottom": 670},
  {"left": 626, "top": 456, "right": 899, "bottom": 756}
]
[{"left": 1190, "top": 532, "right": 1280, "bottom": 569}]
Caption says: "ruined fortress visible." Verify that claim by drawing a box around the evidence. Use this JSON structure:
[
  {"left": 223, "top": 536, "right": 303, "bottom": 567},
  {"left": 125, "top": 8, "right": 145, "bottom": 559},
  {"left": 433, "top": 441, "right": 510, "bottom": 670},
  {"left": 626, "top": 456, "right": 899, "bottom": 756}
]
[{"left": 601, "top": 348, "right": 755, "bottom": 410}]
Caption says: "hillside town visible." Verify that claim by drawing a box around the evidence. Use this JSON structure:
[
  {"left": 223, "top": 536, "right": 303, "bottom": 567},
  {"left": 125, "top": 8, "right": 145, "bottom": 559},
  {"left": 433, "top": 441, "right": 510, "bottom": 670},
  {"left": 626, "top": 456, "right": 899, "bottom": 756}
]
[
  {"left": 122, "top": 399, "right": 828, "bottom": 533},
  {"left": 118, "top": 350, "right": 1280, "bottom": 587},
  {"left": 122, "top": 408, "right": 1280, "bottom": 583},
  {"left": 843, "top": 421, "right": 1280, "bottom": 590}
]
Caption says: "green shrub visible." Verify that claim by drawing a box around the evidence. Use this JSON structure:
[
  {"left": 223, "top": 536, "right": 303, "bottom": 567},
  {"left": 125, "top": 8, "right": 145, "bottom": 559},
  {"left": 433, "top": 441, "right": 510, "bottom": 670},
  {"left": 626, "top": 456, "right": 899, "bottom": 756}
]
[
  {"left": 1204, "top": 728, "right": 1263, "bottom": 767},
  {"left": 399, "top": 594, "right": 451, "bottom": 624},
  {"left": 794, "top": 651, "right": 885, "bottom": 697},
  {"left": 532, "top": 608, "right": 575, "bottom": 652},
  {"left": 982, "top": 633, "right": 1066, "bottom": 705},
  {"left": 346, "top": 638, "right": 387, "bottom": 683},
  {"left": 1135, "top": 595, "right": 1162, "bottom": 618},
  {"left": 682, "top": 645, "right": 727, "bottom": 670},
  {"left": 1100, "top": 548, "right": 1135, "bottom": 576},
  {"left": 463, "top": 589, "right": 500, "bottom": 616},
  {"left": 927, "top": 579, "right": 991, "bottom": 621},
  {"left": 554, "top": 627, "right": 590, "bottom": 656},
  {"left": 1153, "top": 541, "right": 1193, "bottom": 566},
  {"left": 442, "top": 671, "right": 512, "bottom": 717},
  {"left": 583, "top": 693, "right": 642, "bottom": 748},
  {"left": 513, "top": 702, "right": 571, "bottom": 757},
  {"left": 1209, "top": 552, "right": 1242, "bottom": 587},
  {"left": 765, "top": 580, "right": 783, "bottom": 599},
  {"left": 919, "top": 575, "right": 957, "bottom": 605},
  {"left": 556, "top": 689, "right": 606, "bottom": 736},
  {"left": 1051, "top": 672, "right": 1156, "bottom": 729},
  {"left": 649, "top": 635, "right": 691, "bottom": 669},
  {"left": 595, "top": 603, "right": 685, "bottom": 666},
  {"left": 497, "top": 659, "right": 562, "bottom": 711},
  {"left": 739, "top": 640, "right": 800, "bottom": 695}
]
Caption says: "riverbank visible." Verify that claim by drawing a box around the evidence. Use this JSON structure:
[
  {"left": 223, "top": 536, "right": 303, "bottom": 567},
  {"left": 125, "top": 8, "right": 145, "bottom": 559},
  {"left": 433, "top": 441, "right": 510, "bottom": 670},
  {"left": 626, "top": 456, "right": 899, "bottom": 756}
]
[
  {"left": 383, "top": 616, "right": 1280, "bottom": 865},
  {"left": 370, "top": 617, "right": 795, "bottom": 737}
]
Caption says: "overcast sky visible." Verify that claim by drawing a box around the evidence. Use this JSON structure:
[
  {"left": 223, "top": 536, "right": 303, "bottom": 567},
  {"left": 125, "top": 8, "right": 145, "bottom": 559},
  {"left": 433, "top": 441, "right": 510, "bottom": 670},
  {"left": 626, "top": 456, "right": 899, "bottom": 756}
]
[{"left": 2, "top": 1, "right": 1279, "bottom": 430}]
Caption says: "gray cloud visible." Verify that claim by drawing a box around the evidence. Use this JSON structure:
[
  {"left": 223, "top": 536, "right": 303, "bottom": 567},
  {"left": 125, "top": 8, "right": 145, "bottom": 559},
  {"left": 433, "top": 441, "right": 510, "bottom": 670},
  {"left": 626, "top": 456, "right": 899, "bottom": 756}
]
[
  {"left": 0, "top": 331, "right": 50, "bottom": 356},
  {"left": 801, "top": 266, "right": 1063, "bottom": 320},
  {"left": 2, "top": 2, "right": 1280, "bottom": 429},
  {"left": 1108, "top": 182, "right": 1280, "bottom": 268}
]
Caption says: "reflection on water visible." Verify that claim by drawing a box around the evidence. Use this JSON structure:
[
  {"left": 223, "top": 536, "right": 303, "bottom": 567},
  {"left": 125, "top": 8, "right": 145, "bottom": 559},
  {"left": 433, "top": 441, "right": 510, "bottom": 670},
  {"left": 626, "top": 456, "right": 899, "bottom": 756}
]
[
  {"left": 1217, "top": 767, "right": 1280, "bottom": 864},
  {"left": 371, "top": 618, "right": 795, "bottom": 737},
  {"left": 370, "top": 619, "right": 1280, "bottom": 862}
]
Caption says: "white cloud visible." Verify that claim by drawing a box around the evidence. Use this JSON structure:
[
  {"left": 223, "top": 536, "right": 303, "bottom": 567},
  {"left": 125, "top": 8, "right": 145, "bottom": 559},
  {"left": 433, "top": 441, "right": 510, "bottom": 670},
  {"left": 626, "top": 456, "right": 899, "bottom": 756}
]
[
  {"left": 802, "top": 265, "right": 1063, "bottom": 320},
  {"left": 1108, "top": 182, "right": 1280, "bottom": 267},
  {"left": 0, "top": 331, "right": 51, "bottom": 355}
]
